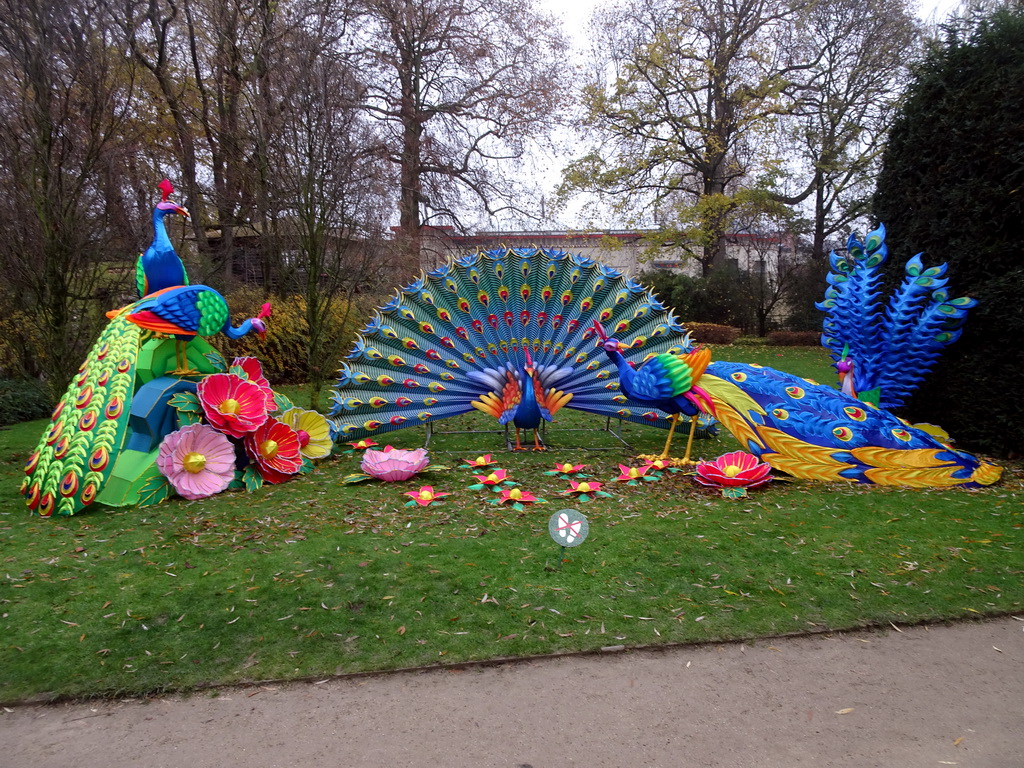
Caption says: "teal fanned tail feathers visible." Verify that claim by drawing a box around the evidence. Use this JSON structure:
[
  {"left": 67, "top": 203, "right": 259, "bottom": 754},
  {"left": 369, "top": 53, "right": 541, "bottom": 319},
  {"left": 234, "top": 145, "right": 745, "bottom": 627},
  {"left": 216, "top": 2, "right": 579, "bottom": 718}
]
[{"left": 329, "top": 247, "right": 711, "bottom": 444}]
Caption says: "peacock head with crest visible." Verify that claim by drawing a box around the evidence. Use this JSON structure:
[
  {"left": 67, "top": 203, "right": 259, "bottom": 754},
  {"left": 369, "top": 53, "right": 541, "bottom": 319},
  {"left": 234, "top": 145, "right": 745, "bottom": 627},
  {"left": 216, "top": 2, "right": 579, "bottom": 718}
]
[
  {"left": 156, "top": 178, "right": 189, "bottom": 221},
  {"left": 592, "top": 321, "right": 625, "bottom": 355}
]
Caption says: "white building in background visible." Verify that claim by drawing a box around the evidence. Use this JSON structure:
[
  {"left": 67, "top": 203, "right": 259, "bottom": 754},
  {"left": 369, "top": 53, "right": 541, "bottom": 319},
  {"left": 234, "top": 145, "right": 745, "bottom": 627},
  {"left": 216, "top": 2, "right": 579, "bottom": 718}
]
[{"left": 420, "top": 226, "right": 795, "bottom": 279}]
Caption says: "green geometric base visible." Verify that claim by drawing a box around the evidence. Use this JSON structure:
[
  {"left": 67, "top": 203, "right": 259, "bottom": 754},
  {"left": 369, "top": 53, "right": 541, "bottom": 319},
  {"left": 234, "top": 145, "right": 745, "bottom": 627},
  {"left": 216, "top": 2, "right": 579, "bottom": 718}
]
[
  {"left": 96, "top": 447, "right": 164, "bottom": 507},
  {"left": 136, "top": 336, "right": 220, "bottom": 385}
]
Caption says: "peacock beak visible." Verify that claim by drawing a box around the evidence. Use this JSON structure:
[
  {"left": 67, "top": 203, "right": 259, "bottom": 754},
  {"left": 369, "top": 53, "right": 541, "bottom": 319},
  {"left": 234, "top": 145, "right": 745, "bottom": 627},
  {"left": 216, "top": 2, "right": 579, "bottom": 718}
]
[{"left": 176, "top": 205, "right": 190, "bottom": 218}]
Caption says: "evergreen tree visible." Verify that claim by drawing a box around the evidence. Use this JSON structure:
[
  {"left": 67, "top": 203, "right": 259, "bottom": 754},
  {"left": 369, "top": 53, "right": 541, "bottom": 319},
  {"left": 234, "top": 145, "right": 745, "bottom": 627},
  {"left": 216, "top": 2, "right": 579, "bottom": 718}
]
[{"left": 873, "top": 7, "right": 1024, "bottom": 457}]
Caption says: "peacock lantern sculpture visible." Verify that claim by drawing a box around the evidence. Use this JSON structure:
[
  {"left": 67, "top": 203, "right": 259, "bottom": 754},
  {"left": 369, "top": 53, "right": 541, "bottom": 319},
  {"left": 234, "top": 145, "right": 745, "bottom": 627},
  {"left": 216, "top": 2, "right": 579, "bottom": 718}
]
[
  {"left": 817, "top": 223, "right": 977, "bottom": 411},
  {"left": 329, "top": 247, "right": 714, "bottom": 453},
  {"left": 22, "top": 181, "right": 279, "bottom": 517},
  {"left": 330, "top": 246, "right": 1001, "bottom": 489}
]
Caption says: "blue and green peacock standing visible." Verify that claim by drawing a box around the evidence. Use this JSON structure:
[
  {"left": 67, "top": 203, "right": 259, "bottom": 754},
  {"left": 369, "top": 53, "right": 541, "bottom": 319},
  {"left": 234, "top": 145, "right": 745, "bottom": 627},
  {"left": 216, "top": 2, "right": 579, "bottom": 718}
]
[
  {"left": 330, "top": 246, "right": 1001, "bottom": 488},
  {"left": 22, "top": 184, "right": 269, "bottom": 517}
]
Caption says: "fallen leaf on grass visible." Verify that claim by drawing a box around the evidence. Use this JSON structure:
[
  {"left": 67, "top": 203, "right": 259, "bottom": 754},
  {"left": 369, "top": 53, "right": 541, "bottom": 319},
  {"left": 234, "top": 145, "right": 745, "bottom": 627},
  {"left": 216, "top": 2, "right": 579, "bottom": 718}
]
[{"left": 397, "top": 626, "right": 406, "bottom": 635}]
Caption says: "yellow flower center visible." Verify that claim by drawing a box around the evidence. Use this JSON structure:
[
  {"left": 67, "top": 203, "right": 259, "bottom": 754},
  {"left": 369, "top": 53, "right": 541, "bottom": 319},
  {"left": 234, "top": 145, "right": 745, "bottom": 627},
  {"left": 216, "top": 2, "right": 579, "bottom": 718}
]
[
  {"left": 560, "top": 464, "right": 573, "bottom": 471},
  {"left": 260, "top": 439, "right": 279, "bottom": 459},
  {"left": 219, "top": 398, "right": 241, "bottom": 415},
  {"left": 418, "top": 490, "right": 434, "bottom": 500},
  {"left": 509, "top": 488, "right": 522, "bottom": 500},
  {"left": 475, "top": 456, "right": 488, "bottom": 464},
  {"left": 182, "top": 451, "right": 207, "bottom": 474},
  {"left": 486, "top": 473, "right": 499, "bottom": 482},
  {"left": 723, "top": 465, "right": 741, "bottom": 478},
  {"left": 577, "top": 482, "right": 592, "bottom": 492},
  {"left": 628, "top": 468, "right": 641, "bottom": 478}
]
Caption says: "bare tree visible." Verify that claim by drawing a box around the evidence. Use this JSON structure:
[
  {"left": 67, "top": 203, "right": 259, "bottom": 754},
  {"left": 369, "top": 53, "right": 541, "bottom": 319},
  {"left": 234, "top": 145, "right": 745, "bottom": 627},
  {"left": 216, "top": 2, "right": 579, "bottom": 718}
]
[
  {"left": 785, "top": 0, "right": 919, "bottom": 262},
  {"left": 269, "top": 15, "right": 397, "bottom": 406},
  {"left": 117, "top": 0, "right": 283, "bottom": 287},
  {"left": 348, "top": 0, "right": 569, "bottom": 267},
  {"left": 0, "top": 0, "right": 141, "bottom": 394}
]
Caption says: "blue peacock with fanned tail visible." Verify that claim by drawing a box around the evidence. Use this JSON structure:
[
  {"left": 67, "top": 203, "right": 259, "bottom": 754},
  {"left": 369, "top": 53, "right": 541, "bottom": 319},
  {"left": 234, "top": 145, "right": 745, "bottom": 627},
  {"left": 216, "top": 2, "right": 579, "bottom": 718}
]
[
  {"left": 331, "top": 246, "right": 1001, "bottom": 488},
  {"left": 816, "top": 223, "right": 977, "bottom": 409},
  {"left": 329, "top": 247, "right": 711, "bottom": 447}
]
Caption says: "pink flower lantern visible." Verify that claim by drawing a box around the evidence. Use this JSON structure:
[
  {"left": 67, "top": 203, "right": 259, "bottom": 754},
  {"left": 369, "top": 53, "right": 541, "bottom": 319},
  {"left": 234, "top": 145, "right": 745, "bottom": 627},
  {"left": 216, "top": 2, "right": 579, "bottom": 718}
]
[
  {"left": 156, "top": 423, "right": 236, "bottom": 500},
  {"left": 695, "top": 451, "right": 772, "bottom": 491},
  {"left": 361, "top": 446, "right": 430, "bottom": 482}
]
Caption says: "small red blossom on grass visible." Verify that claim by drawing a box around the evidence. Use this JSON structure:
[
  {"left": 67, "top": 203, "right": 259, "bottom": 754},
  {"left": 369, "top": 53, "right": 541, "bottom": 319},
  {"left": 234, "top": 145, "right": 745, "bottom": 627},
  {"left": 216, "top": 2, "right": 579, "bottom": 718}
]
[
  {"left": 346, "top": 439, "right": 378, "bottom": 451},
  {"left": 695, "top": 450, "right": 772, "bottom": 492},
  {"left": 461, "top": 454, "right": 497, "bottom": 468}
]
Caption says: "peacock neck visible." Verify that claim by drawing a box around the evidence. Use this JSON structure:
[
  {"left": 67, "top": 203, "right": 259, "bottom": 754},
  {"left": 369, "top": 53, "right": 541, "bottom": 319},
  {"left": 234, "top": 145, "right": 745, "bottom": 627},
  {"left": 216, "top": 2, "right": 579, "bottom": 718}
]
[
  {"left": 222, "top": 319, "right": 253, "bottom": 340},
  {"left": 521, "top": 370, "right": 539, "bottom": 411},
  {"left": 606, "top": 348, "right": 636, "bottom": 399},
  {"left": 152, "top": 209, "right": 174, "bottom": 252}
]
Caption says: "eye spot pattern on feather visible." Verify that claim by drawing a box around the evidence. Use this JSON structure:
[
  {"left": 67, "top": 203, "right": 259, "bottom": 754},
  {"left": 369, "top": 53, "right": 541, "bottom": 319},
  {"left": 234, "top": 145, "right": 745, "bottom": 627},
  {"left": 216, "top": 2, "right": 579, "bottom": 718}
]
[
  {"left": 832, "top": 426, "right": 853, "bottom": 441},
  {"left": 844, "top": 406, "right": 867, "bottom": 421}
]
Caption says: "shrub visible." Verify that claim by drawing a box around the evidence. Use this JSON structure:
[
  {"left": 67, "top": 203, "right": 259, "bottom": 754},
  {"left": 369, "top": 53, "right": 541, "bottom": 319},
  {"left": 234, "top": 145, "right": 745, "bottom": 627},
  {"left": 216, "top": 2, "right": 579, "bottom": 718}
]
[
  {"left": 218, "top": 287, "right": 361, "bottom": 385},
  {"left": 766, "top": 331, "right": 820, "bottom": 346},
  {"left": 731, "top": 336, "right": 768, "bottom": 347},
  {"left": 0, "top": 379, "right": 53, "bottom": 426},
  {"left": 686, "top": 322, "right": 741, "bottom": 345}
]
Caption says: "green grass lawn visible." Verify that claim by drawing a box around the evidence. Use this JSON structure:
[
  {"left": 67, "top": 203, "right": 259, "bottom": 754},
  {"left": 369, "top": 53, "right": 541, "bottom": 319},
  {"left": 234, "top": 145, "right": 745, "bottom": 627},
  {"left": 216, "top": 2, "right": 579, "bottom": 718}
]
[{"left": 1, "top": 346, "right": 1021, "bottom": 703}]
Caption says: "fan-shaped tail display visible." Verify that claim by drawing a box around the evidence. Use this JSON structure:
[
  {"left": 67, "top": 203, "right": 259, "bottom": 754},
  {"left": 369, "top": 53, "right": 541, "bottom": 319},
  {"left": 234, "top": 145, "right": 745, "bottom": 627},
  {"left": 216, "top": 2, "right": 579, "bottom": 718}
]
[
  {"left": 329, "top": 247, "right": 702, "bottom": 443},
  {"left": 817, "top": 223, "right": 976, "bottom": 409}
]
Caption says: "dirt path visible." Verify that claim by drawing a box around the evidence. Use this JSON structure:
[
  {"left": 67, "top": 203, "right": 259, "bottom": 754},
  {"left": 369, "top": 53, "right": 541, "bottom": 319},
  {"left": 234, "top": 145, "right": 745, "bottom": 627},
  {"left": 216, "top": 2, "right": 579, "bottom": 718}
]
[{"left": 3, "top": 617, "right": 1022, "bottom": 768}]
